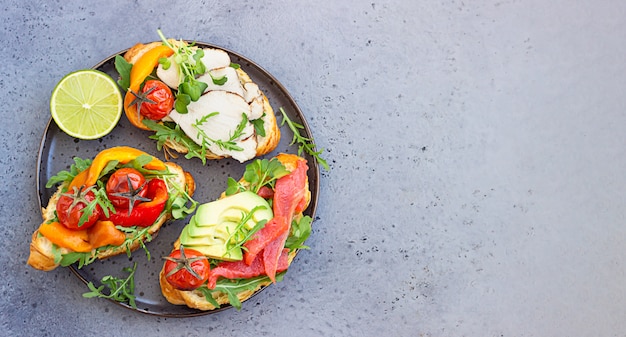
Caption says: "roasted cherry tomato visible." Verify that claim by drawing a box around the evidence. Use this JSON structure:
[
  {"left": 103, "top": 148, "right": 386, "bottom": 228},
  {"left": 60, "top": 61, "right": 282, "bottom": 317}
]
[
  {"left": 105, "top": 178, "right": 168, "bottom": 227},
  {"left": 164, "top": 246, "right": 210, "bottom": 291},
  {"left": 56, "top": 185, "right": 102, "bottom": 230},
  {"left": 138, "top": 80, "right": 174, "bottom": 120},
  {"left": 105, "top": 168, "right": 149, "bottom": 210}
]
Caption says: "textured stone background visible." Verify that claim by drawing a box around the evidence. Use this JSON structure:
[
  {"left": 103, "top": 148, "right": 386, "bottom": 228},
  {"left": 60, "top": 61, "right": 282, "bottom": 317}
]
[{"left": 2, "top": 1, "right": 626, "bottom": 336}]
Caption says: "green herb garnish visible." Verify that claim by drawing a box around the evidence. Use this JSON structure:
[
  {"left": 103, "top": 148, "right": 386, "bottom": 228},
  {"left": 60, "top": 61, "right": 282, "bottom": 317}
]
[
  {"left": 83, "top": 262, "right": 138, "bottom": 309},
  {"left": 224, "top": 206, "right": 269, "bottom": 258},
  {"left": 114, "top": 55, "right": 132, "bottom": 91},
  {"left": 46, "top": 157, "right": 92, "bottom": 188},
  {"left": 197, "top": 272, "right": 286, "bottom": 310},
  {"left": 142, "top": 119, "right": 210, "bottom": 165},
  {"left": 115, "top": 226, "right": 154, "bottom": 260},
  {"left": 285, "top": 216, "right": 313, "bottom": 250},
  {"left": 225, "top": 158, "right": 290, "bottom": 195},
  {"left": 192, "top": 112, "right": 247, "bottom": 152},
  {"left": 157, "top": 29, "right": 210, "bottom": 114},
  {"left": 279, "top": 107, "right": 329, "bottom": 170}
]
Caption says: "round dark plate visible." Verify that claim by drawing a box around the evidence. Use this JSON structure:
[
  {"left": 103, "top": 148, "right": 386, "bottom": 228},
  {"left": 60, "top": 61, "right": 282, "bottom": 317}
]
[{"left": 36, "top": 42, "right": 319, "bottom": 317}]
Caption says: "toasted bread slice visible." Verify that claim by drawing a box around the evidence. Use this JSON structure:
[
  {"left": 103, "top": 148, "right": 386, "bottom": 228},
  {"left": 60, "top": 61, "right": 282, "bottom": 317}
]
[
  {"left": 159, "top": 153, "right": 310, "bottom": 311},
  {"left": 27, "top": 161, "right": 195, "bottom": 271},
  {"left": 123, "top": 41, "right": 280, "bottom": 162}
]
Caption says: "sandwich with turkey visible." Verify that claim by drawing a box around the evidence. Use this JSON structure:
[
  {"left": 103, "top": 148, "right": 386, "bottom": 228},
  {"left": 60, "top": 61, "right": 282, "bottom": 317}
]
[{"left": 117, "top": 31, "right": 280, "bottom": 164}]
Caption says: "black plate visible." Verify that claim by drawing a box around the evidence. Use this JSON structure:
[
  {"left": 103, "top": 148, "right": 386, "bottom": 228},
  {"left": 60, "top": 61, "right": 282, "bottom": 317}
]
[{"left": 36, "top": 42, "right": 320, "bottom": 317}]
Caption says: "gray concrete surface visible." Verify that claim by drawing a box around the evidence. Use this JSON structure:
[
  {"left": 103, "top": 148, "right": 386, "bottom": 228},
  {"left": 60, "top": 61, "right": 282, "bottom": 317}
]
[{"left": 2, "top": 0, "right": 626, "bottom": 336}]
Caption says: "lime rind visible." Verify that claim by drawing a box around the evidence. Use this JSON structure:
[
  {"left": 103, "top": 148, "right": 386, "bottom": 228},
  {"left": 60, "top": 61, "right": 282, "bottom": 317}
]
[{"left": 50, "top": 69, "right": 123, "bottom": 140}]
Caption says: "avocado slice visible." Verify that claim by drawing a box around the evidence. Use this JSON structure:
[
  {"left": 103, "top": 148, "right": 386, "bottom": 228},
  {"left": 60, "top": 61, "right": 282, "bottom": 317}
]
[
  {"left": 194, "top": 191, "right": 273, "bottom": 229},
  {"left": 179, "top": 191, "right": 273, "bottom": 261},
  {"left": 183, "top": 243, "right": 243, "bottom": 262}
]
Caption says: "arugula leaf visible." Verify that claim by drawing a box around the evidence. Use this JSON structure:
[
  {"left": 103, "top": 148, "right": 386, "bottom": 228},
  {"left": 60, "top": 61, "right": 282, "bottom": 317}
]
[
  {"left": 279, "top": 107, "right": 329, "bottom": 171},
  {"left": 285, "top": 216, "right": 312, "bottom": 250},
  {"left": 46, "top": 157, "right": 92, "bottom": 188},
  {"left": 115, "top": 226, "right": 153, "bottom": 260},
  {"left": 114, "top": 55, "right": 132, "bottom": 91},
  {"left": 82, "top": 262, "right": 138, "bottom": 309},
  {"left": 98, "top": 159, "right": 120, "bottom": 180},
  {"left": 76, "top": 182, "right": 115, "bottom": 228},
  {"left": 192, "top": 112, "right": 247, "bottom": 152},
  {"left": 50, "top": 244, "right": 62, "bottom": 265},
  {"left": 224, "top": 206, "right": 269, "bottom": 258},
  {"left": 142, "top": 119, "right": 210, "bottom": 165},
  {"left": 60, "top": 251, "right": 97, "bottom": 269},
  {"left": 198, "top": 272, "right": 286, "bottom": 310}
]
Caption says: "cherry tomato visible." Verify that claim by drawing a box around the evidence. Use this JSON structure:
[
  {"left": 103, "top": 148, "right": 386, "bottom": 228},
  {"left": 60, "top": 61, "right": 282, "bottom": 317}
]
[
  {"left": 105, "top": 178, "right": 167, "bottom": 227},
  {"left": 139, "top": 80, "right": 174, "bottom": 120},
  {"left": 56, "top": 185, "right": 102, "bottom": 230},
  {"left": 164, "top": 246, "right": 210, "bottom": 291},
  {"left": 106, "top": 168, "right": 149, "bottom": 210}
]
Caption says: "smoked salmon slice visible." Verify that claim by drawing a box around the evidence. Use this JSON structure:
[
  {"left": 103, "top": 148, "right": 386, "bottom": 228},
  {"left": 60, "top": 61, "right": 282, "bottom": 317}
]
[
  {"left": 243, "top": 158, "right": 308, "bottom": 266},
  {"left": 207, "top": 248, "right": 290, "bottom": 289}
]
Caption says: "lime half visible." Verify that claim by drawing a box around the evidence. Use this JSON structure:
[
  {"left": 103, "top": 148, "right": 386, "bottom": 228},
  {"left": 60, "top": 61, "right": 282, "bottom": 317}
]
[{"left": 50, "top": 69, "right": 123, "bottom": 140}]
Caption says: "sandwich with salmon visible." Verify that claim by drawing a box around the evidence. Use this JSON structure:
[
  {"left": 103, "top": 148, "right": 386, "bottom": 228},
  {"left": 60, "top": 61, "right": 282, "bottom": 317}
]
[
  {"left": 27, "top": 146, "right": 196, "bottom": 271},
  {"left": 116, "top": 31, "right": 280, "bottom": 164},
  {"left": 159, "top": 153, "right": 313, "bottom": 310}
]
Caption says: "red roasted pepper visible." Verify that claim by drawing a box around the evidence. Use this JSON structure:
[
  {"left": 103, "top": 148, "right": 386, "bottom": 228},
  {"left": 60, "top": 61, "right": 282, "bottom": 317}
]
[{"left": 105, "top": 178, "right": 168, "bottom": 227}]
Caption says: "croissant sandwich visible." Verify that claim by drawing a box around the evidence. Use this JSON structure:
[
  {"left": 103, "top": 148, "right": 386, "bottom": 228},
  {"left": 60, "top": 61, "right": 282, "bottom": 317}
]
[
  {"left": 116, "top": 31, "right": 280, "bottom": 163},
  {"left": 159, "top": 153, "right": 313, "bottom": 310},
  {"left": 27, "top": 146, "right": 195, "bottom": 271}
]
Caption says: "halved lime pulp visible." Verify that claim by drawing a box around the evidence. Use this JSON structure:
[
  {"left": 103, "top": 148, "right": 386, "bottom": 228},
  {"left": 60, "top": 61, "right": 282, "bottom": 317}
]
[{"left": 50, "top": 69, "right": 123, "bottom": 140}]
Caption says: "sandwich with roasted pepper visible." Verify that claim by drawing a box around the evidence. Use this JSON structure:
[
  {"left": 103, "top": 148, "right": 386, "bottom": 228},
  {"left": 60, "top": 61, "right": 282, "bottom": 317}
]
[
  {"left": 116, "top": 30, "right": 280, "bottom": 164},
  {"left": 27, "top": 146, "right": 196, "bottom": 271},
  {"left": 159, "top": 153, "right": 312, "bottom": 310}
]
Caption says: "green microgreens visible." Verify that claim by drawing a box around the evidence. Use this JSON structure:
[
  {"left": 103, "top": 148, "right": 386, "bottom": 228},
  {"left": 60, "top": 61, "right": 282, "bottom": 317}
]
[
  {"left": 279, "top": 107, "right": 329, "bottom": 170},
  {"left": 191, "top": 112, "right": 247, "bottom": 152},
  {"left": 83, "top": 262, "right": 138, "bottom": 309},
  {"left": 225, "top": 158, "right": 290, "bottom": 196},
  {"left": 157, "top": 29, "right": 210, "bottom": 114},
  {"left": 224, "top": 206, "right": 268, "bottom": 258}
]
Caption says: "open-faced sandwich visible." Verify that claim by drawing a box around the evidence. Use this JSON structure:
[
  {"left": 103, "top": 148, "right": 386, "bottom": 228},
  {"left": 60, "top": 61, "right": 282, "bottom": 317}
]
[
  {"left": 159, "top": 153, "right": 313, "bottom": 310},
  {"left": 28, "top": 146, "right": 196, "bottom": 271},
  {"left": 116, "top": 31, "right": 280, "bottom": 163}
]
